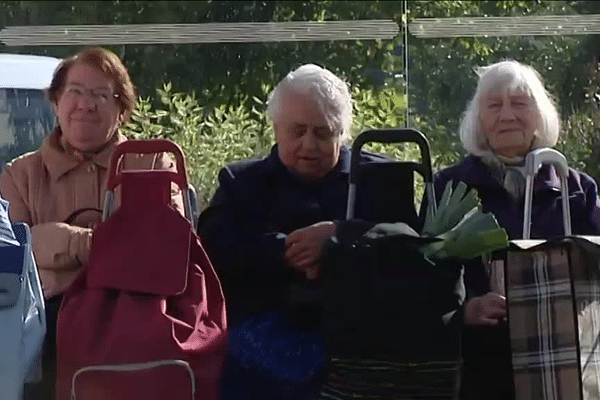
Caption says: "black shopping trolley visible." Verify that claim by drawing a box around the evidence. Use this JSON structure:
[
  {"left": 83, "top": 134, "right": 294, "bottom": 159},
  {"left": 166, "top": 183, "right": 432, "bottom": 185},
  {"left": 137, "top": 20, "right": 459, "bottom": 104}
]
[{"left": 321, "top": 129, "right": 464, "bottom": 399}]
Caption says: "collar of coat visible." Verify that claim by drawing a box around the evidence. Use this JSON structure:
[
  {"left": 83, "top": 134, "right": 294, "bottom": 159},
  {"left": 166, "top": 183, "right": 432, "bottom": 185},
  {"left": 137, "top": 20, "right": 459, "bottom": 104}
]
[
  {"left": 41, "top": 127, "right": 127, "bottom": 182},
  {"left": 463, "top": 154, "right": 563, "bottom": 192},
  {"left": 268, "top": 144, "right": 352, "bottom": 181}
]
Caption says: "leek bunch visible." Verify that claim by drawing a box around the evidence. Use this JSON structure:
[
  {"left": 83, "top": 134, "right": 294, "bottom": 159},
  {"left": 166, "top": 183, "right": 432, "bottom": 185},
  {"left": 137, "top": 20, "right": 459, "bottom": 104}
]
[{"left": 420, "top": 181, "right": 509, "bottom": 260}]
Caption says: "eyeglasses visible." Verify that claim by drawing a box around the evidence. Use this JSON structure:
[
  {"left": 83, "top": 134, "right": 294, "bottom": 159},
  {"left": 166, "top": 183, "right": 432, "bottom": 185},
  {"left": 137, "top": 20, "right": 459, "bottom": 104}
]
[{"left": 62, "top": 84, "right": 118, "bottom": 105}]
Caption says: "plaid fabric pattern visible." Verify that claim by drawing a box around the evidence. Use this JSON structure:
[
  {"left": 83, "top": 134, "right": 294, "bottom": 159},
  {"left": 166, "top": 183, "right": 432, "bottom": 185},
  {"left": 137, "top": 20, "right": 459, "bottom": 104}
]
[
  {"left": 321, "top": 358, "right": 460, "bottom": 400},
  {"left": 505, "top": 237, "right": 600, "bottom": 400}
]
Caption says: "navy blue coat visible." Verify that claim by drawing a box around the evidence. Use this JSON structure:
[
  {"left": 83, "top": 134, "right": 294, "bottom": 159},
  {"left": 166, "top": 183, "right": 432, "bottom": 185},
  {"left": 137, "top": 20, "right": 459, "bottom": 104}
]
[{"left": 197, "top": 145, "right": 394, "bottom": 326}]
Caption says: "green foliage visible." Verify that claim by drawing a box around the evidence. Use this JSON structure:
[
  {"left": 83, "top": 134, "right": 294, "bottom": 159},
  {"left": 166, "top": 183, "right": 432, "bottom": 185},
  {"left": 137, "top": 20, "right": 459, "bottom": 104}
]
[
  {"left": 421, "top": 181, "right": 508, "bottom": 260},
  {"left": 352, "top": 86, "right": 414, "bottom": 159},
  {"left": 407, "top": 1, "right": 582, "bottom": 136},
  {"left": 557, "top": 111, "right": 596, "bottom": 173},
  {"left": 0, "top": 1, "right": 402, "bottom": 108},
  {"left": 122, "top": 83, "right": 274, "bottom": 207},
  {"left": 555, "top": 59, "right": 600, "bottom": 181},
  {"left": 3, "top": 0, "right": 600, "bottom": 190},
  {"left": 403, "top": 0, "right": 600, "bottom": 186},
  {"left": 122, "top": 82, "right": 425, "bottom": 208}
]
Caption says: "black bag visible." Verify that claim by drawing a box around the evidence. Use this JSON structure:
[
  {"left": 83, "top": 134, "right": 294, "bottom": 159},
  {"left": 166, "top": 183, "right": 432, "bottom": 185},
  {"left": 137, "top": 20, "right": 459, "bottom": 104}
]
[
  {"left": 320, "top": 129, "right": 464, "bottom": 399},
  {"left": 320, "top": 222, "right": 464, "bottom": 399}
]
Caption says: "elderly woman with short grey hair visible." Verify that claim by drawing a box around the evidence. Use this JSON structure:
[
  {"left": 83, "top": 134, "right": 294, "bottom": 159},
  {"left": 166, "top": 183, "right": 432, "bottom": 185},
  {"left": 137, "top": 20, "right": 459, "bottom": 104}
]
[
  {"left": 197, "top": 63, "right": 393, "bottom": 399},
  {"left": 434, "top": 60, "right": 600, "bottom": 400},
  {"left": 198, "top": 63, "right": 391, "bottom": 326}
]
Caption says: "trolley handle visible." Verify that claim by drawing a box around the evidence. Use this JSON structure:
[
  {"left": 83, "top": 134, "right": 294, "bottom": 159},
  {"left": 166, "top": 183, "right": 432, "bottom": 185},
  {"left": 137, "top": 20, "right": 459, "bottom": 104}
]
[
  {"left": 102, "top": 140, "right": 196, "bottom": 230},
  {"left": 346, "top": 128, "right": 436, "bottom": 220},
  {"left": 523, "top": 148, "right": 571, "bottom": 239},
  {"left": 105, "top": 139, "right": 188, "bottom": 192},
  {"left": 349, "top": 129, "right": 433, "bottom": 184}
]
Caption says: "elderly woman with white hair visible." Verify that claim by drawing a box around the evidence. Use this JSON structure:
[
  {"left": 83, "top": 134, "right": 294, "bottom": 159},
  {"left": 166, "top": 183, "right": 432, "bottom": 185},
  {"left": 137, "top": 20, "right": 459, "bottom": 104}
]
[
  {"left": 197, "top": 64, "right": 390, "bottom": 399},
  {"left": 434, "top": 60, "right": 600, "bottom": 400}
]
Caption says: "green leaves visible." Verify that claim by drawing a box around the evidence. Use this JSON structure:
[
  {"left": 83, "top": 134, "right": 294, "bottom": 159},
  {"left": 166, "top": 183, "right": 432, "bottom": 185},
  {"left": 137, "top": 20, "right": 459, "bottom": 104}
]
[
  {"left": 353, "top": 86, "right": 406, "bottom": 132},
  {"left": 122, "top": 83, "right": 275, "bottom": 208},
  {"left": 4, "top": 0, "right": 599, "bottom": 189},
  {"left": 423, "top": 181, "right": 475, "bottom": 237},
  {"left": 122, "top": 80, "right": 424, "bottom": 211},
  {"left": 421, "top": 180, "right": 508, "bottom": 260}
]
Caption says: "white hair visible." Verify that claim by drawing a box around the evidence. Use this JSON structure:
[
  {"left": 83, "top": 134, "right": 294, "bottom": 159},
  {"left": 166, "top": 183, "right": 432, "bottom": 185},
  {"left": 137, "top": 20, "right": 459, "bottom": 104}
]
[
  {"left": 266, "top": 64, "right": 353, "bottom": 140},
  {"left": 459, "top": 60, "right": 560, "bottom": 156}
]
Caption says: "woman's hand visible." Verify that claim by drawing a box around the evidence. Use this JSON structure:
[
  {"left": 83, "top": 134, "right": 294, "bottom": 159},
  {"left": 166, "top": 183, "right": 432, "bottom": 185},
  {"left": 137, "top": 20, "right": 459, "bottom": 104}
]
[
  {"left": 465, "top": 292, "right": 507, "bottom": 326},
  {"left": 31, "top": 222, "right": 93, "bottom": 299},
  {"left": 284, "top": 221, "right": 336, "bottom": 279}
]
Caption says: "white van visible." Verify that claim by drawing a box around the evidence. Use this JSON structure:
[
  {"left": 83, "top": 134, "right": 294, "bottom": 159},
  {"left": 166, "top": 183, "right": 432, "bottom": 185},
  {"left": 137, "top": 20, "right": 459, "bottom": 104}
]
[{"left": 0, "top": 53, "right": 61, "bottom": 165}]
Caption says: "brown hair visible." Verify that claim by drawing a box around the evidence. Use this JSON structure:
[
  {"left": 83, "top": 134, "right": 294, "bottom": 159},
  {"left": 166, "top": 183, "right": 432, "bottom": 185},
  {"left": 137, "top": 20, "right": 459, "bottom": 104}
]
[{"left": 47, "top": 47, "right": 137, "bottom": 122}]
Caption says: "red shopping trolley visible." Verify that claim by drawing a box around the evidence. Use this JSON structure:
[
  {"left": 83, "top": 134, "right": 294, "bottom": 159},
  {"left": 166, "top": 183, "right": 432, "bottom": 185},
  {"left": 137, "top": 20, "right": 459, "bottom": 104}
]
[{"left": 56, "top": 140, "right": 227, "bottom": 400}]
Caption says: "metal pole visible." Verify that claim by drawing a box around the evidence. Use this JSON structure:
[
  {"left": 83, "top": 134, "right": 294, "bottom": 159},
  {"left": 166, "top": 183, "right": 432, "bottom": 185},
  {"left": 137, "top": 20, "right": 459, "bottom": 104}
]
[{"left": 403, "top": 0, "right": 409, "bottom": 127}]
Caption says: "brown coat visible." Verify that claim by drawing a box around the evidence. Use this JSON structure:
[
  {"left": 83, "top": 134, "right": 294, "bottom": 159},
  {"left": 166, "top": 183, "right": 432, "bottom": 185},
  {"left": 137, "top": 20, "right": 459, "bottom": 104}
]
[{"left": 0, "top": 128, "right": 184, "bottom": 298}]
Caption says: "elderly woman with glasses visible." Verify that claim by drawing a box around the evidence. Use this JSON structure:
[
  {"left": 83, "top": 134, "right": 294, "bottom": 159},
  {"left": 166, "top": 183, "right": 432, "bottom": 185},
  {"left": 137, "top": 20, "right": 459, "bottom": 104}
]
[
  {"left": 0, "top": 47, "right": 182, "bottom": 400},
  {"left": 434, "top": 60, "right": 600, "bottom": 400}
]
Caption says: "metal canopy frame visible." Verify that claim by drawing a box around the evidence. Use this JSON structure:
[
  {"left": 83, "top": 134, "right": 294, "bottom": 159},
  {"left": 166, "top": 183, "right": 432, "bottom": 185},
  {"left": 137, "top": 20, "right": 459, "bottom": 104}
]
[
  {"left": 0, "top": 20, "right": 400, "bottom": 46},
  {"left": 409, "top": 14, "right": 600, "bottom": 38}
]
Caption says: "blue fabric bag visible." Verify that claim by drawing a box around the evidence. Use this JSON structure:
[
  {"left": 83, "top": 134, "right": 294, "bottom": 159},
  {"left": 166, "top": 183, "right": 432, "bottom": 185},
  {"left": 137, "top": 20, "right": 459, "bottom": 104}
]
[
  {"left": 221, "top": 311, "right": 325, "bottom": 400},
  {"left": 0, "top": 223, "right": 46, "bottom": 400}
]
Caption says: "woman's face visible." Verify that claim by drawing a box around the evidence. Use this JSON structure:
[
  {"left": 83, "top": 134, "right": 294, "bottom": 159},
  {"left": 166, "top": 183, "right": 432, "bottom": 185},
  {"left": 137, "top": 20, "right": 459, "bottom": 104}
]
[
  {"left": 275, "top": 91, "right": 343, "bottom": 180},
  {"left": 479, "top": 89, "right": 540, "bottom": 158},
  {"left": 53, "top": 62, "right": 122, "bottom": 153}
]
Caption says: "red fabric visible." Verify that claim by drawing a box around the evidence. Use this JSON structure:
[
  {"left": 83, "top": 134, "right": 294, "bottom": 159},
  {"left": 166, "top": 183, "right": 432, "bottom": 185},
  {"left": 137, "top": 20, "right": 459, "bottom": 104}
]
[
  {"left": 56, "top": 170, "right": 227, "bottom": 400},
  {"left": 70, "top": 364, "right": 197, "bottom": 400}
]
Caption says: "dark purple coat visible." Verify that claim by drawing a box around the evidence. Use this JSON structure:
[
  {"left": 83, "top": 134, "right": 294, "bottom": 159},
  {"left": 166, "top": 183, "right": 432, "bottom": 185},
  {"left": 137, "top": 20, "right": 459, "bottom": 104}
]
[
  {"left": 434, "top": 155, "right": 600, "bottom": 240},
  {"left": 434, "top": 154, "right": 600, "bottom": 400}
]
